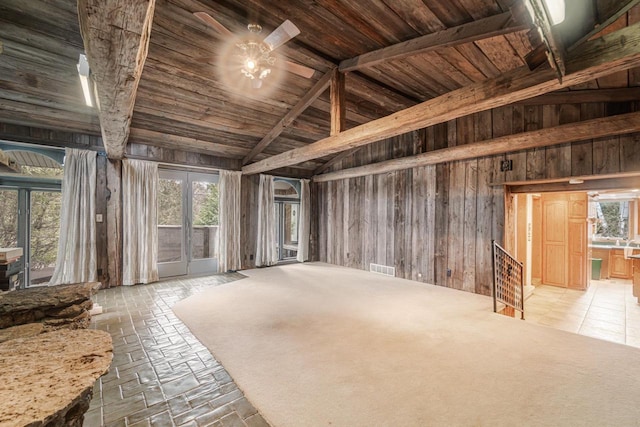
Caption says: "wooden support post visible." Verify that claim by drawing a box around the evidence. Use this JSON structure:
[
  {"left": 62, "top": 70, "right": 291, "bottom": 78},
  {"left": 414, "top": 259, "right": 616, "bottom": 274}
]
[
  {"left": 330, "top": 69, "right": 346, "bottom": 136},
  {"left": 106, "top": 159, "right": 122, "bottom": 286}
]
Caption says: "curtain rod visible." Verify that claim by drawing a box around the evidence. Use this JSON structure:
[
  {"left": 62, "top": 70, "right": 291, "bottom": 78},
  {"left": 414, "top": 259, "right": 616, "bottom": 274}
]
[{"left": 125, "top": 156, "right": 229, "bottom": 173}]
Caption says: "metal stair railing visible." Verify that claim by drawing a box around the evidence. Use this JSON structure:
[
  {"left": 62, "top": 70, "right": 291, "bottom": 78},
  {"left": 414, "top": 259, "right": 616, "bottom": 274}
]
[{"left": 491, "top": 240, "right": 524, "bottom": 320}]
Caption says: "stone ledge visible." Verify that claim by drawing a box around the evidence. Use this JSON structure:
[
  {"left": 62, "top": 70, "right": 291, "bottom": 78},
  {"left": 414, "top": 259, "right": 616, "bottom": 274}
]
[
  {"left": 0, "top": 282, "right": 100, "bottom": 329},
  {"left": 0, "top": 329, "right": 113, "bottom": 427}
]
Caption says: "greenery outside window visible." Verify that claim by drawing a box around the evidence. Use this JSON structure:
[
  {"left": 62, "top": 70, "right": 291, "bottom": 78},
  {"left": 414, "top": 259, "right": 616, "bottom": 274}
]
[{"left": 595, "top": 201, "right": 629, "bottom": 239}]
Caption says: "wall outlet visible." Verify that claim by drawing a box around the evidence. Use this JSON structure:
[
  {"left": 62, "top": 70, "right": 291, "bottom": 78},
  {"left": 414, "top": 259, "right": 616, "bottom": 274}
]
[
  {"left": 447, "top": 268, "right": 452, "bottom": 277},
  {"left": 96, "top": 214, "right": 103, "bottom": 223}
]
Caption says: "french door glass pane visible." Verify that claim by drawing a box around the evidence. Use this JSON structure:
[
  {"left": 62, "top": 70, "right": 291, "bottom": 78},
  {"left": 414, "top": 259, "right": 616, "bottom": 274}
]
[
  {"left": 275, "top": 204, "right": 281, "bottom": 257},
  {"left": 158, "top": 178, "right": 184, "bottom": 263},
  {"left": 191, "top": 181, "right": 219, "bottom": 260},
  {"left": 29, "top": 191, "right": 61, "bottom": 285},
  {"left": 282, "top": 203, "right": 298, "bottom": 259},
  {"left": 0, "top": 189, "right": 18, "bottom": 248}
]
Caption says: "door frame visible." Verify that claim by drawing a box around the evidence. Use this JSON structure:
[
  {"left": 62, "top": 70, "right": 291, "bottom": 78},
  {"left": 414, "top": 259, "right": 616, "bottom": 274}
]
[
  {"left": 0, "top": 176, "right": 62, "bottom": 287},
  {"left": 275, "top": 200, "right": 300, "bottom": 261},
  {"left": 157, "top": 169, "right": 219, "bottom": 278}
]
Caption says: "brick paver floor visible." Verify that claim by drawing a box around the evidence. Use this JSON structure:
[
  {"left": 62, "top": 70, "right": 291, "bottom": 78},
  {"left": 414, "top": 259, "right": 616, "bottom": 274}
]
[{"left": 84, "top": 273, "right": 270, "bottom": 427}]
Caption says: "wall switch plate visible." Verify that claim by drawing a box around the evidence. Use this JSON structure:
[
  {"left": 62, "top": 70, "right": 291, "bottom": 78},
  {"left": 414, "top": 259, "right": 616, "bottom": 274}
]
[{"left": 96, "top": 214, "right": 103, "bottom": 223}]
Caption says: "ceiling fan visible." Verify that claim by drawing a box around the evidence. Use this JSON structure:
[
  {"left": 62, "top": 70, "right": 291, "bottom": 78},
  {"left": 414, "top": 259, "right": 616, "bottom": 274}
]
[{"left": 194, "top": 11, "right": 315, "bottom": 89}]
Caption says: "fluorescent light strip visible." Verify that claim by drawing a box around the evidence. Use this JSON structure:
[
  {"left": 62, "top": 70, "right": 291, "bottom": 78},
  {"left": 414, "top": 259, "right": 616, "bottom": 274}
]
[
  {"left": 543, "top": 0, "right": 566, "bottom": 25},
  {"left": 77, "top": 53, "right": 93, "bottom": 107}
]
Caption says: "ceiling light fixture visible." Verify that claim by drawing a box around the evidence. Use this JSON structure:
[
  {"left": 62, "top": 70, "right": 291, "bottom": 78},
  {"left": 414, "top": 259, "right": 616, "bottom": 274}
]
[
  {"left": 77, "top": 53, "right": 93, "bottom": 107},
  {"left": 569, "top": 178, "right": 584, "bottom": 184},
  {"left": 237, "top": 24, "right": 275, "bottom": 89},
  {"left": 542, "top": 0, "right": 566, "bottom": 25}
]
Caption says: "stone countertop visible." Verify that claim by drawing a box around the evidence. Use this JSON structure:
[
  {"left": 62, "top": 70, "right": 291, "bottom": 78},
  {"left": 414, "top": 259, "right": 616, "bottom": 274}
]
[
  {"left": 0, "top": 329, "right": 113, "bottom": 427},
  {"left": 589, "top": 244, "right": 640, "bottom": 250}
]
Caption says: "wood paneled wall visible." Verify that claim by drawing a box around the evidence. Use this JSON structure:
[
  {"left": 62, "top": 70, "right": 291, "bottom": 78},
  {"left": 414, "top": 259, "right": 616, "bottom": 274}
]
[
  {"left": 313, "top": 101, "right": 640, "bottom": 295},
  {"left": 240, "top": 174, "right": 259, "bottom": 270}
]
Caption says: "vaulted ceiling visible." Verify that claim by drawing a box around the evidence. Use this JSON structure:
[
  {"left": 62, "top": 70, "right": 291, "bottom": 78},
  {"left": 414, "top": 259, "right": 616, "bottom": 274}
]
[{"left": 1, "top": 0, "right": 639, "bottom": 177}]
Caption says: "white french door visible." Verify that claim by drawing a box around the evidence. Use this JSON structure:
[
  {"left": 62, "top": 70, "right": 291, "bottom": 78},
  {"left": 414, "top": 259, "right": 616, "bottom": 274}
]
[
  {"left": 275, "top": 201, "right": 299, "bottom": 261},
  {"left": 0, "top": 184, "right": 61, "bottom": 287},
  {"left": 157, "top": 170, "right": 219, "bottom": 277}
]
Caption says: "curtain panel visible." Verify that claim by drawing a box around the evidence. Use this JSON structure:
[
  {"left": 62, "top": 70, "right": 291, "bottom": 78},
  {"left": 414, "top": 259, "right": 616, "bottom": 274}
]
[
  {"left": 256, "top": 174, "right": 277, "bottom": 267},
  {"left": 49, "top": 148, "right": 97, "bottom": 285},
  {"left": 218, "top": 170, "right": 242, "bottom": 272},
  {"left": 122, "top": 159, "right": 159, "bottom": 286}
]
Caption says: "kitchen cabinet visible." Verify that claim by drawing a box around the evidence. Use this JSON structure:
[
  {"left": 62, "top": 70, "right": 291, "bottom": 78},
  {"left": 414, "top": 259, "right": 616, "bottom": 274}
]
[
  {"left": 610, "top": 249, "right": 632, "bottom": 279},
  {"left": 633, "top": 258, "right": 640, "bottom": 299}
]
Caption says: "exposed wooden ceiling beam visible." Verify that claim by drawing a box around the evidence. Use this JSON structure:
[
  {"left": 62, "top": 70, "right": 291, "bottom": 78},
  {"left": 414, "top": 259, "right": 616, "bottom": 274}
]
[
  {"left": 129, "top": 128, "right": 248, "bottom": 158},
  {"left": 339, "top": 10, "right": 530, "bottom": 72},
  {"left": 513, "top": 87, "right": 640, "bottom": 105},
  {"left": 313, "top": 111, "right": 640, "bottom": 182},
  {"left": 524, "top": 0, "right": 566, "bottom": 78},
  {"left": 568, "top": 0, "right": 640, "bottom": 52},
  {"left": 314, "top": 147, "right": 356, "bottom": 175},
  {"left": 330, "top": 68, "right": 345, "bottom": 136},
  {"left": 242, "top": 69, "right": 333, "bottom": 165},
  {"left": 312, "top": 89, "right": 637, "bottom": 173},
  {"left": 242, "top": 22, "right": 640, "bottom": 175},
  {"left": 77, "top": 0, "right": 156, "bottom": 159}
]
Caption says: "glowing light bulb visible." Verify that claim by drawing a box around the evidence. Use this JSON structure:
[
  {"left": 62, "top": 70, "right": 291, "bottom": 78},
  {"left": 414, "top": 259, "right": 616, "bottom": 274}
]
[{"left": 246, "top": 59, "right": 256, "bottom": 71}]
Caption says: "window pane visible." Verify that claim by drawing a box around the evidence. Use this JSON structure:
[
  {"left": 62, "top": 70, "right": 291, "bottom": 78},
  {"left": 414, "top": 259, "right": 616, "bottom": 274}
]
[
  {"left": 30, "top": 191, "right": 61, "bottom": 285},
  {"left": 158, "top": 178, "right": 183, "bottom": 263},
  {"left": 191, "top": 181, "right": 218, "bottom": 260},
  {"left": 0, "top": 189, "right": 18, "bottom": 248},
  {"left": 595, "top": 201, "right": 629, "bottom": 238}
]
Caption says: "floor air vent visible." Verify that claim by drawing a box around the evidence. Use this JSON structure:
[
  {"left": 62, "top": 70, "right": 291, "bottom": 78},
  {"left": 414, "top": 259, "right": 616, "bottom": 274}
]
[{"left": 369, "top": 263, "right": 396, "bottom": 277}]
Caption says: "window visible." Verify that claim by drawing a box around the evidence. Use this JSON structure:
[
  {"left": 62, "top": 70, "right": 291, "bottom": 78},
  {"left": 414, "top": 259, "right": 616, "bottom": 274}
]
[
  {"left": 0, "top": 189, "right": 18, "bottom": 248},
  {"left": 595, "top": 201, "right": 629, "bottom": 239}
]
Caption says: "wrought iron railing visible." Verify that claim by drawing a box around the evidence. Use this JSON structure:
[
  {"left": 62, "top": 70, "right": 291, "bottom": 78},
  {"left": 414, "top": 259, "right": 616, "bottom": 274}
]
[{"left": 492, "top": 240, "right": 524, "bottom": 320}]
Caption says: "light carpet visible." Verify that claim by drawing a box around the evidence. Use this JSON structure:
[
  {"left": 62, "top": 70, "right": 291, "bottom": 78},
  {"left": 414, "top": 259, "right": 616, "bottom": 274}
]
[{"left": 173, "top": 262, "right": 640, "bottom": 426}]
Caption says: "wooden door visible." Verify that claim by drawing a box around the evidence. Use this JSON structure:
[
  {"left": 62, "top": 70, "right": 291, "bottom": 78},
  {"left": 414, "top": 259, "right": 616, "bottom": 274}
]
[
  {"left": 568, "top": 193, "right": 587, "bottom": 290},
  {"left": 542, "top": 195, "right": 568, "bottom": 287}
]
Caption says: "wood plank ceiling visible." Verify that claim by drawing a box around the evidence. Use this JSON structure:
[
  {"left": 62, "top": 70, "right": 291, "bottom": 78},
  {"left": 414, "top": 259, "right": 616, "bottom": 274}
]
[{"left": 0, "top": 0, "right": 639, "bottom": 176}]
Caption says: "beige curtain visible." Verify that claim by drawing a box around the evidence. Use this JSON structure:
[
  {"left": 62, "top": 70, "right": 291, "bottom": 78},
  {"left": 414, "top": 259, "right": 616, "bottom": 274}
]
[
  {"left": 297, "top": 179, "right": 310, "bottom": 262},
  {"left": 49, "top": 148, "right": 97, "bottom": 285},
  {"left": 256, "top": 174, "right": 277, "bottom": 267},
  {"left": 122, "top": 159, "right": 158, "bottom": 286},
  {"left": 219, "top": 170, "right": 242, "bottom": 272}
]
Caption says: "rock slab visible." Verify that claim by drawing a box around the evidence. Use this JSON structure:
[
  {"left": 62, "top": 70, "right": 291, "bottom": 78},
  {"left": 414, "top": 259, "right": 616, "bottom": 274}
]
[
  {"left": 0, "top": 282, "right": 100, "bottom": 330},
  {"left": 0, "top": 329, "right": 113, "bottom": 426}
]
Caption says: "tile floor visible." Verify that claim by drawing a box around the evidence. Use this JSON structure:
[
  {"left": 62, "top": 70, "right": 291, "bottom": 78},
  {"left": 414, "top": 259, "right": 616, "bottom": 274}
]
[
  {"left": 525, "top": 279, "right": 640, "bottom": 348},
  {"left": 84, "top": 273, "right": 271, "bottom": 427}
]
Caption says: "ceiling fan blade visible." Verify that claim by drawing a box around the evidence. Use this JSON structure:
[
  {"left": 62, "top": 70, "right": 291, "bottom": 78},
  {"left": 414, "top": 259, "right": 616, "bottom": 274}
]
[
  {"left": 280, "top": 60, "right": 315, "bottom": 79},
  {"left": 193, "top": 12, "right": 233, "bottom": 37},
  {"left": 263, "top": 20, "right": 300, "bottom": 51}
]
